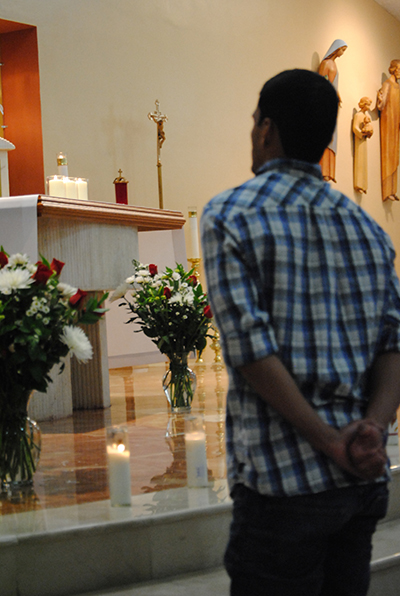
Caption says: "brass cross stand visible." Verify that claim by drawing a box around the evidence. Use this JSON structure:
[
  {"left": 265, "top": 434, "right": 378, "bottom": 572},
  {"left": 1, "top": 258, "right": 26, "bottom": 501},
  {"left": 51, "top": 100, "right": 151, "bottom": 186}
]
[{"left": 148, "top": 100, "right": 168, "bottom": 209}]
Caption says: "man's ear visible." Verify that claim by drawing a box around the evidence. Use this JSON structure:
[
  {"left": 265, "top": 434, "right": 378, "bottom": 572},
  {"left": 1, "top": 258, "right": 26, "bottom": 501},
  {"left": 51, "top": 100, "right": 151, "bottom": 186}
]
[
  {"left": 260, "top": 117, "right": 286, "bottom": 158},
  {"left": 260, "top": 117, "right": 276, "bottom": 147}
]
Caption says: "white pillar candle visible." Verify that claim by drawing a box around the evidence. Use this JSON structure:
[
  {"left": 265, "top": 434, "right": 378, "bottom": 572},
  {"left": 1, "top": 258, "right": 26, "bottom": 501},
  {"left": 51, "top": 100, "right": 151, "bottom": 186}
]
[
  {"left": 188, "top": 207, "right": 200, "bottom": 258},
  {"left": 185, "top": 430, "right": 208, "bottom": 487},
  {"left": 48, "top": 176, "right": 66, "bottom": 197},
  {"left": 64, "top": 177, "right": 78, "bottom": 199},
  {"left": 76, "top": 178, "right": 88, "bottom": 200},
  {"left": 107, "top": 443, "right": 132, "bottom": 506}
]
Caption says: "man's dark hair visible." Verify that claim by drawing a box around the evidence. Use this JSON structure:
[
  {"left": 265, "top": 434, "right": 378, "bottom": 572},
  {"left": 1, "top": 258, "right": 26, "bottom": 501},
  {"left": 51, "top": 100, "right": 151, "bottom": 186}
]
[{"left": 257, "top": 69, "right": 339, "bottom": 163}]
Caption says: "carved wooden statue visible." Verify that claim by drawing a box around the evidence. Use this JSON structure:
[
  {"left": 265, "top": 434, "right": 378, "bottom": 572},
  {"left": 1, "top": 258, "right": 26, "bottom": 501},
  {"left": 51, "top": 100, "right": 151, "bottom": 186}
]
[
  {"left": 352, "top": 97, "right": 373, "bottom": 194},
  {"left": 377, "top": 60, "right": 400, "bottom": 201},
  {"left": 318, "top": 39, "right": 347, "bottom": 182}
]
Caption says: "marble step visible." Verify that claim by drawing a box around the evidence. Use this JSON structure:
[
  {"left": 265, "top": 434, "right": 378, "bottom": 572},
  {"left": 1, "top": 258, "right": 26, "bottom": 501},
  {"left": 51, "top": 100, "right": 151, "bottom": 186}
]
[{"left": 2, "top": 468, "right": 400, "bottom": 596}]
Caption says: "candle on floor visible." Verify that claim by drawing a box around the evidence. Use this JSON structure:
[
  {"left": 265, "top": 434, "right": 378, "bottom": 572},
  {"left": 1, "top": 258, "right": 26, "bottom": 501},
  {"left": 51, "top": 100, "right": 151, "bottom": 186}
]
[
  {"left": 185, "top": 416, "right": 208, "bottom": 487},
  {"left": 106, "top": 426, "right": 132, "bottom": 507},
  {"left": 188, "top": 206, "right": 200, "bottom": 258}
]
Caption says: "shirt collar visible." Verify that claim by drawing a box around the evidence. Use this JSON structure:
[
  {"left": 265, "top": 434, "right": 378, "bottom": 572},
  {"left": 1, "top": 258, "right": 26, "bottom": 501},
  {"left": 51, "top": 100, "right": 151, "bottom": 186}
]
[{"left": 255, "top": 158, "right": 323, "bottom": 181}]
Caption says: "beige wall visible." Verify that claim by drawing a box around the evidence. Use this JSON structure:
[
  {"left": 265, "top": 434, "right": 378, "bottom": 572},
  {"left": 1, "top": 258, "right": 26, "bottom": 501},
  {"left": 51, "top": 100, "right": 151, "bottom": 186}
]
[{"left": 2, "top": 0, "right": 400, "bottom": 272}]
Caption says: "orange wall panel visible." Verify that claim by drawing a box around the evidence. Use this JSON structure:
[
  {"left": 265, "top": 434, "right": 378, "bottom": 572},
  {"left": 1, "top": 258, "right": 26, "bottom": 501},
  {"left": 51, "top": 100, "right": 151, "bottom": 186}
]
[{"left": 1, "top": 26, "right": 45, "bottom": 195}]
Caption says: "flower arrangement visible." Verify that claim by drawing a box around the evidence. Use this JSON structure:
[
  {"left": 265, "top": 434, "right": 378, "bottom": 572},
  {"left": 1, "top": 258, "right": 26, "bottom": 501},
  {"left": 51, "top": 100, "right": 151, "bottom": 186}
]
[
  {"left": 0, "top": 249, "right": 107, "bottom": 488},
  {"left": 111, "top": 261, "right": 213, "bottom": 410},
  {"left": 0, "top": 250, "right": 107, "bottom": 401}
]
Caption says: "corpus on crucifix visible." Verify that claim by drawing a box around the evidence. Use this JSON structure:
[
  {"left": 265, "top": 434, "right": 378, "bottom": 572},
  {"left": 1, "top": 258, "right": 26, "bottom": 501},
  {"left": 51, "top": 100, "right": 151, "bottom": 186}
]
[{"left": 148, "top": 100, "right": 168, "bottom": 209}]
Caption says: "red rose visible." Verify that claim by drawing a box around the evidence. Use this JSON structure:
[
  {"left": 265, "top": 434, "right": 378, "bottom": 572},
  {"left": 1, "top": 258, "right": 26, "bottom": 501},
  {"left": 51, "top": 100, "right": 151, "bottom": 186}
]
[
  {"left": 163, "top": 287, "right": 172, "bottom": 299},
  {"left": 69, "top": 288, "right": 88, "bottom": 307},
  {"left": 149, "top": 264, "right": 158, "bottom": 276},
  {"left": 32, "top": 262, "right": 52, "bottom": 285},
  {"left": 0, "top": 252, "right": 8, "bottom": 268},
  {"left": 188, "top": 274, "right": 197, "bottom": 287},
  {"left": 203, "top": 305, "right": 213, "bottom": 319},
  {"left": 50, "top": 258, "right": 65, "bottom": 276}
]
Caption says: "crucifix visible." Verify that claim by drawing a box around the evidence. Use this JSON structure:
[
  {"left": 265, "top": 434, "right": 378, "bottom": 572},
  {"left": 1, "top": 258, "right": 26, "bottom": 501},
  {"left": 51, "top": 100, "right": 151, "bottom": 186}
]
[{"left": 148, "top": 100, "right": 168, "bottom": 209}]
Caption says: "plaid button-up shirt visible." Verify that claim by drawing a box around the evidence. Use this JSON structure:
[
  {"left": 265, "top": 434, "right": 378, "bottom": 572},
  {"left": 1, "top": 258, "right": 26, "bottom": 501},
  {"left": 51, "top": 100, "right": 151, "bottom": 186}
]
[{"left": 201, "top": 159, "right": 400, "bottom": 496}]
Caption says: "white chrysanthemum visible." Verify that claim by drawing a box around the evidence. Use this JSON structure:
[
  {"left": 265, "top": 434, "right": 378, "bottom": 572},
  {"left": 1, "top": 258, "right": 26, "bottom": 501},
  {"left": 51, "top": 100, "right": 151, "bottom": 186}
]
[
  {"left": 137, "top": 269, "right": 149, "bottom": 277},
  {"left": 57, "top": 282, "right": 77, "bottom": 298},
  {"left": 184, "top": 293, "right": 194, "bottom": 306},
  {"left": 0, "top": 267, "right": 34, "bottom": 295},
  {"left": 185, "top": 287, "right": 195, "bottom": 302},
  {"left": 110, "top": 282, "right": 130, "bottom": 303},
  {"left": 172, "top": 271, "right": 180, "bottom": 281},
  {"left": 61, "top": 326, "right": 93, "bottom": 363},
  {"left": 135, "top": 276, "right": 144, "bottom": 283},
  {"left": 125, "top": 275, "right": 136, "bottom": 284},
  {"left": 169, "top": 294, "right": 183, "bottom": 305},
  {"left": 7, "top": 253, "right": 30, "bottom": 267}
]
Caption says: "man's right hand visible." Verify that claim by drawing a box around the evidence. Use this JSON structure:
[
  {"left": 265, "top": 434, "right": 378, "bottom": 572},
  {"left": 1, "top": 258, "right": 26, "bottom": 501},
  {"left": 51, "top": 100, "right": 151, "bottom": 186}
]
[{"left": 329, "top": 420, "right": 387, "bottom": 481}]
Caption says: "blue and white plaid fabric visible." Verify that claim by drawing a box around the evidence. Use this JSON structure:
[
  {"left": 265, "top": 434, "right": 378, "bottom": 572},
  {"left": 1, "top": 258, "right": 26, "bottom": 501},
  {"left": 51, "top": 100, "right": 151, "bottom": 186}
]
[{"left": 201, "top": 159, "right": 400, "bottom": 496}]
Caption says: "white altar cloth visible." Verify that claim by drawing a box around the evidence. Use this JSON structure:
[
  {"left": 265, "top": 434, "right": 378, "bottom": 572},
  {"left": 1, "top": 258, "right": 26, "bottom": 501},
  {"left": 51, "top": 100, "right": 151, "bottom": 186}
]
[{"left": 0, "top": 194, "right": 38, "bottom": 260}]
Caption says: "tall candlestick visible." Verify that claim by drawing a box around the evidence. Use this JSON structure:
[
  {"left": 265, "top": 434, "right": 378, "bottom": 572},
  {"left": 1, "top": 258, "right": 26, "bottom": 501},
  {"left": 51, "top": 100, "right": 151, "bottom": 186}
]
[
  {"left": 106, "top": 426, "right": 132, "bottom": 507},
  {"left": 188, "top": 206, "right": 200, "bottom": 258}
]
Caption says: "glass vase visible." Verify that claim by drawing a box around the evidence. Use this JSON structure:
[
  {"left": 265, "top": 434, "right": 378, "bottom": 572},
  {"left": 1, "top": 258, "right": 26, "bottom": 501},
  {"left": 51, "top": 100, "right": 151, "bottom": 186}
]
[
  {"left": 0, "top": 402, "right": 42, "bottom": 491},
  {"left": 162, "top": 353, "right": 197, "bottom": 412}
]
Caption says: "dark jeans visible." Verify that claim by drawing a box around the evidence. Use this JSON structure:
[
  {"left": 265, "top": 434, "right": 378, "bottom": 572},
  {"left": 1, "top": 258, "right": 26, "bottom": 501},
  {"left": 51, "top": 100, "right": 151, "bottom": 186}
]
[{"left": 224, "top": 482, "right": 388, "bottom": 596}]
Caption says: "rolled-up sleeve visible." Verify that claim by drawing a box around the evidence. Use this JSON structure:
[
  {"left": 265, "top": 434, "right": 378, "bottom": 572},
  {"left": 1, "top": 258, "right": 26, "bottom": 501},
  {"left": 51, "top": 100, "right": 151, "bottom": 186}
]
[{"left": 201, "top": 200, "right": 279, "bottom": 368}]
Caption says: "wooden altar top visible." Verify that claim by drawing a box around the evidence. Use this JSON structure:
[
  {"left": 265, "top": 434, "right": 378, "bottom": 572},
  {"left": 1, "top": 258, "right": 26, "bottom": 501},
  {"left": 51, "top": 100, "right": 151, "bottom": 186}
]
[{"left": 37, "top": 196, "right": 186, "bottom": 232}]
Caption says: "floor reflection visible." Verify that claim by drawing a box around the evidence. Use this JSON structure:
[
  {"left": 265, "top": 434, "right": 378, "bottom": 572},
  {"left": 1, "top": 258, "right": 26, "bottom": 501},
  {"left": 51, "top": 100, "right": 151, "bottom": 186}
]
[{"left": 0, "top": 361, "right": 228, "bottom": 516}]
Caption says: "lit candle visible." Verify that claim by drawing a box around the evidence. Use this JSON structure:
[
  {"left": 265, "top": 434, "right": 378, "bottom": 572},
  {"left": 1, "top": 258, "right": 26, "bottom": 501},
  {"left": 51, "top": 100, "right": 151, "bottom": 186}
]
[
  {"left": 106, "top": 426, "right": 132, "bottom": 507},
  {"left": 64, "top": 177, "right": 78, "bottom": 199},
  {"left": 76, "top": 178, "right": 88, "bottom": 200},
  {"left": 185, "top": 428, "right": 208, "bottom": 487},
  {"left": 188, "top": 206, "right": 200, "bottom": 258},
  {"left": 48, "top": 175, "right": 66, "bottom": 197},
  {"left": 107, "top": 443, "right": 131, "bottom": 506}
]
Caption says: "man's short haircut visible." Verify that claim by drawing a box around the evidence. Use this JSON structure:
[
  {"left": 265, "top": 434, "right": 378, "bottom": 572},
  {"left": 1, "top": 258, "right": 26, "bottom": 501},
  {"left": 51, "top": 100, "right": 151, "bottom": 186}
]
[{"left": 257, "top": 69, "right": 339, "bottom": 163}]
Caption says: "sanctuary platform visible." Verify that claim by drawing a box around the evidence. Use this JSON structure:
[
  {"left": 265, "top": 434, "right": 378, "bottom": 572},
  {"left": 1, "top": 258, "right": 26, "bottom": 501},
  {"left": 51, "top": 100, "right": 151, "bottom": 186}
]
[{"left": 1, "top": 361, "right": 400, "bottom": 596}]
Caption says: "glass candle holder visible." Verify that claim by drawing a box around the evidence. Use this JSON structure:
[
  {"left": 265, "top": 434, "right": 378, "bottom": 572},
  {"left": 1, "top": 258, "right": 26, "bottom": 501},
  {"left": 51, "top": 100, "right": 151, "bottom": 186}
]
[
  {"left": 47, "top": 175, "right": 66, "bottom": 198},
  {"left": 185, "top": 415, "right": 209, "bottom": 487},
  {"left": 76, "top": 178, "right": 89, "bottom": 200},
  {"left": 64, "top": 176, "right": 78, "bottom": 199},
  {"left": 106, "top": 426, "right": 132, "bottom": 507},
  {"left": 46, "top": 176, "right": 88, "bottom": 200}
]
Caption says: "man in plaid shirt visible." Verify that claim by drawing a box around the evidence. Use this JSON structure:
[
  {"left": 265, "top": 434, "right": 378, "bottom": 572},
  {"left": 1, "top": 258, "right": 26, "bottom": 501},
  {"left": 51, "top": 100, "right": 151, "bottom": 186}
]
[{"left": 201, "top": 69, "right": 400, "bottom": 596}]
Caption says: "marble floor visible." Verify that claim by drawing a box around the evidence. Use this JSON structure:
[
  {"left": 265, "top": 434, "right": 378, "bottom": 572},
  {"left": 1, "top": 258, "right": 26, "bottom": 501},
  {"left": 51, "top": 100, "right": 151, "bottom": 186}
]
[
  {"left": 2, "top": 360, "right": 400, "bottom": 596},
  {"left": 0, "top": 359, "right": 228, "bottom": 517}
]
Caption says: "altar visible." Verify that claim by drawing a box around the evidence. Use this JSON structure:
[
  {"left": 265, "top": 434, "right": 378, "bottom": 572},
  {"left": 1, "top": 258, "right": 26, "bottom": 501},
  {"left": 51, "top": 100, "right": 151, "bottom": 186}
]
[{"left": 0, "top": 195, "right": 185, "bottom": 420}]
